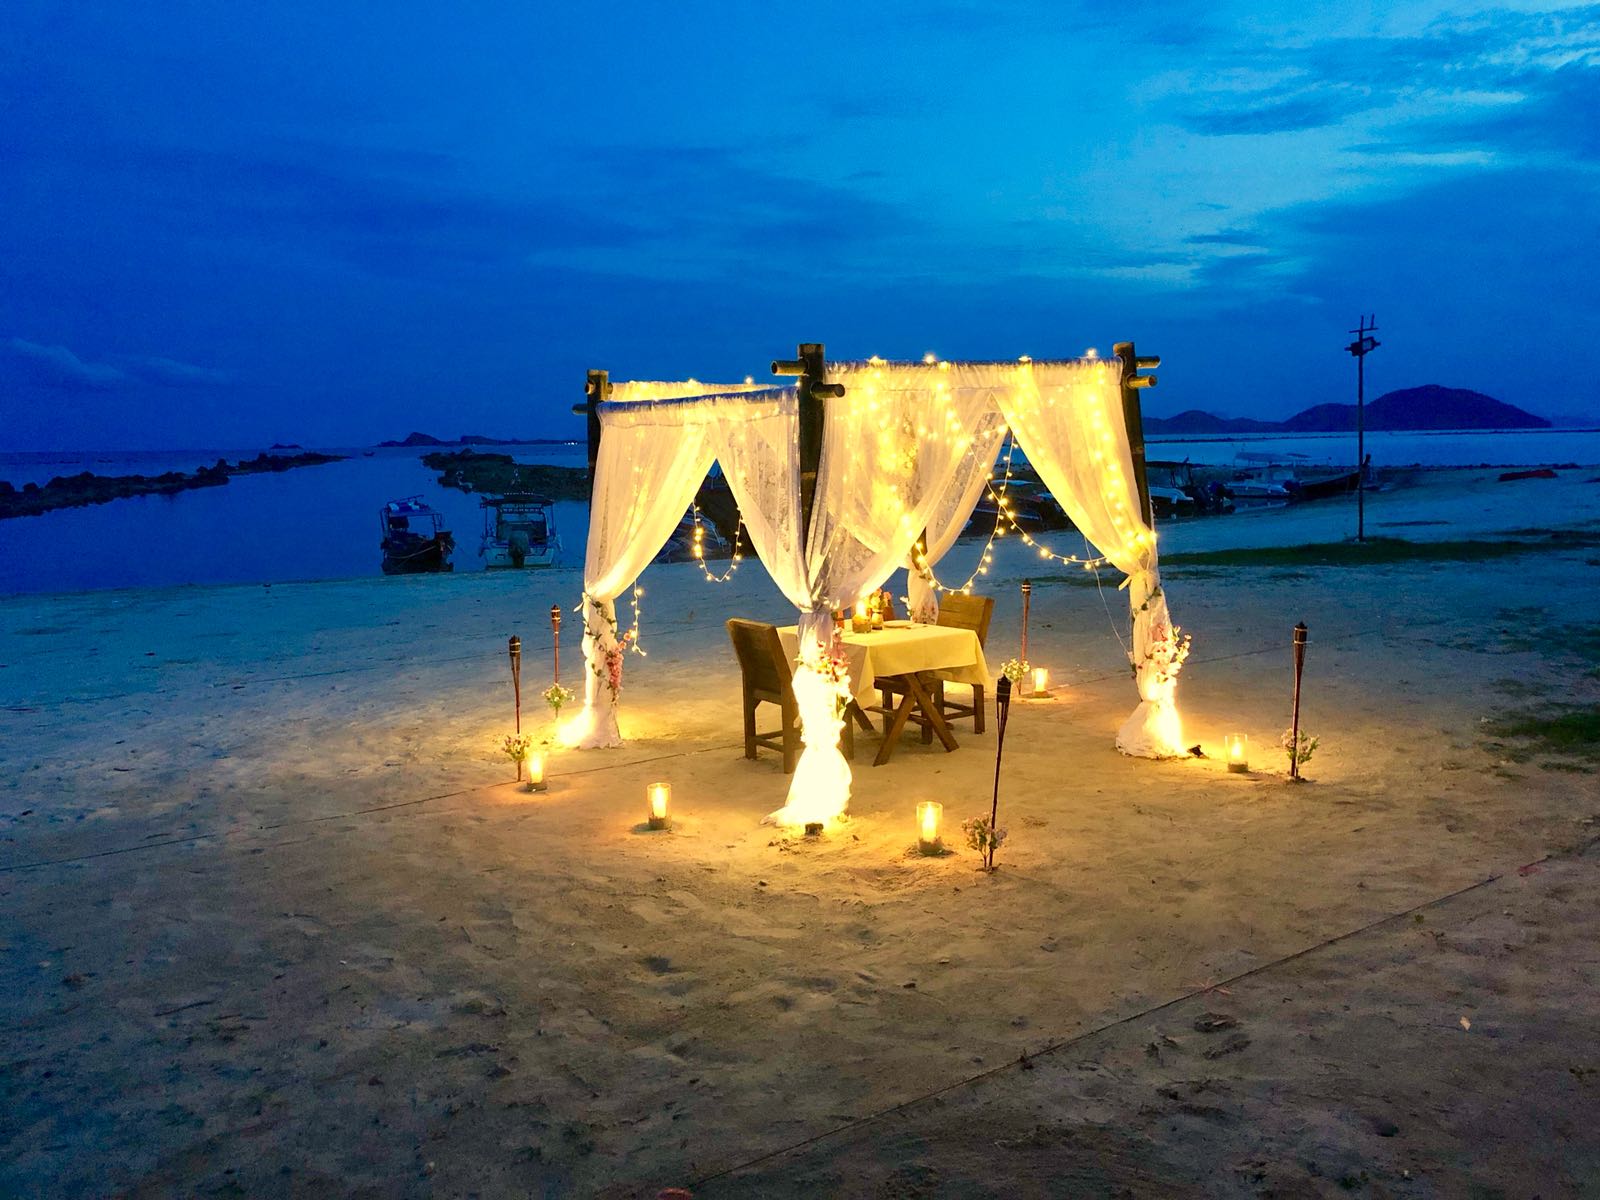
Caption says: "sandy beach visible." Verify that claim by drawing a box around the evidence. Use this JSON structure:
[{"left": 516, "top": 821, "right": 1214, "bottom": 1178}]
[{"left": 3, "top": 468, "right": 1599, "bottom": 1197}]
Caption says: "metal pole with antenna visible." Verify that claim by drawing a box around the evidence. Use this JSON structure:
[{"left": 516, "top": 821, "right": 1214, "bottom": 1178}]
[{"left": 1345, "top": 317, "right": 1380, "bottom": 543}]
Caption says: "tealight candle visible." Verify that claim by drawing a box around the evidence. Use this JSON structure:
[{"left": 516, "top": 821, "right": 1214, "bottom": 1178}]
[
  {"left": 647, "top": 781, "right": 671, "bottom": 829},
  {"left": 916, "top": 801, "right": 943, "bottom": 854},
  {"left": 1031, "top": 667, "right": 1049, "bottom": 696},
  {"left": 525, "top": 750, "right": 548, "bottom": 792},
  {"left": 1225, "top": 733, "right": 1249, "bottom": 773}
]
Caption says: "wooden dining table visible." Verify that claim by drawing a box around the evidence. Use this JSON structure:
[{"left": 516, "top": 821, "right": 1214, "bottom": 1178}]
[{"left": 777, "top": 621, "right": 991, "bottom": 765}]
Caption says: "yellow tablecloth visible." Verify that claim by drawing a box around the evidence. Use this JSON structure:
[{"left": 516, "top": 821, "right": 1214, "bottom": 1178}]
[{"left": 777, "top": 621, "right": 991, "bottom": 708}]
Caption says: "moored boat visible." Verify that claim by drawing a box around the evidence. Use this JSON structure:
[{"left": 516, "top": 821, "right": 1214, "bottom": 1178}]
[
  {"left": 480, "top": 493, "right": 559, "bottom": 568},
  {"left": 380, "top": 497, "right": 454, "bottom": 574}
]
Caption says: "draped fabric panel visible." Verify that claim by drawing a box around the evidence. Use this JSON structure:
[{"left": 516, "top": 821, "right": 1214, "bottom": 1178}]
[
  {"left": 768, "top": 363, "right": 1012, "bottom": 823},
  {"left": 984, "top": 359, "right": 1185, "bottom": 757},
  {"left": 706, "top": 394, "right": 807, "bottom": 608},
  {"left": 904, "top": 411, "right": 1007, "bottom": 622},
  {"left": 565, "top": 382, "right": 768, "bottom": 749}
]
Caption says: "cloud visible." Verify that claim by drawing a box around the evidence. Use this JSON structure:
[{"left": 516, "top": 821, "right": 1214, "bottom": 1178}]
[
  {"left": 128, "top": 356, "right": 233, "bottom": 388},
  {"left": 1183, "top": 91, "right": 1374, "bottom": 136},
  {"left": 2, "top": 134, "right": 649, "bottom": 281},
  {"left": 1, "top": 338, "right": 127, "bottom": 391},
  {"left": 552, "top": 144, "right": 924, "bottom": 278},
  {"left": 0, "top": 338, "right": 230, "bottom": 393},
  {"left": 1173, "top": 7, "right": 1600, "bottom": 139},
  {"left": 1184, "top": 229, "right": 1267, "bottom": 247},
  {"left": 1353, "top": 62, "right": 1600, "bottom": 163}
]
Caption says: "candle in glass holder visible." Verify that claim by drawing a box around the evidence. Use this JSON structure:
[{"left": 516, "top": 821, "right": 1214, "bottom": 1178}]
[
  {"left": 525, "top": 750, "right": 548, "bottom": 792},
  {"left": 852, "top": 598, "right": 871, "bottom": 633},
  {"left": 1031, "top": 666, "right": 1049, "bottom": 696},
  {"left": 916, "top": 801, "right": 943, "bottom": 854},
  {"left": 647, "top": 781, "right": 671, "bottom": 829},
  {"left": 1225, "top": 733, "right": 1249, "bottom": 773}
]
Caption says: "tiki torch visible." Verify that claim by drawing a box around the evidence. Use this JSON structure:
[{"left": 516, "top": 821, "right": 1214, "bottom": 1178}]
[
  {"left": 550, "top": 603, "right": 562, "bottom": 684},
  {"left": 509, "top": 635, "right": 523, "bottom": 780},
  {"left": 1289, "top": 622, "right": 1308, "bottom": 781},
  {"left": 1020, "top": 579, "right": 1032, "bottom": 665},
  {"left": 988, "top": 674, "right": 1013, "bottom": 870}
]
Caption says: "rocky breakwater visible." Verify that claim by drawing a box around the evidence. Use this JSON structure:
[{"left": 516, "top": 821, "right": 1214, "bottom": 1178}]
[{"left": 0, "top": 451, "right": 347, "bottom": 519}]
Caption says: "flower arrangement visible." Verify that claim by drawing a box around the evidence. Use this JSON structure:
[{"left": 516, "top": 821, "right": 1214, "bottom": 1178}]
[
  {"left": 1281, "top": 728, "right": 1319, "bottom": 767},
  {"left": 543, "top": 682, "right": 575, "bottom": 716},
  {"left": 1134, "top": 621, "right": 1192, "bottom": 687},
  {"left": 802, "top": 630, "right": 854, "bottom": 717},
  {"left": 962, "top": 815, "right": 1007, "bottom": 870},
  {"left": 584, "top": 600, "right": 629, "bottom": 701},
  {"left": 500, "top": 733, "right": 534, "bottom": 764},
  {"left": 999, "top": 658, "right": 1031, "bottom": 683}
]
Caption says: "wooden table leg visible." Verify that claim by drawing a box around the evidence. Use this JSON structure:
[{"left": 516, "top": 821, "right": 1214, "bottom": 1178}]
[
  {"left": 904, "top": 671, "right": 959, "bottom": 753},
  {"left": 873, "top": 680, "right": 918, "bottom": 766},
  {"left": 848, "top": 701, "right": 875, "bottom": 734}
]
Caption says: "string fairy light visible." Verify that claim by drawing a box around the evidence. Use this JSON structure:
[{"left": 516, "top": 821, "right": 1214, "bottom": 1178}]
[
  {"left": 626, "top": 583, "right": 647, "bottom": 656},
  {"left": 688, "top": 502, "right": 744, "bottom": 584}
]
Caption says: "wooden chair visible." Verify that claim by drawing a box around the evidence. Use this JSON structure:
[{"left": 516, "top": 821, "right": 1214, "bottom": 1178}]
[
  {"left": 930, "top": 593, "right": 995, "bottom": 734},
  {"left": 877, "top": 593, "right": 995, "bottom": 738},
  {"left": 727, "top": 619, "right": 854, "bottom": 773}
]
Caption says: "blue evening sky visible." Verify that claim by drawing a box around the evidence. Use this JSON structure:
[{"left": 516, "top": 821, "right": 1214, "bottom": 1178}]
[{"left": 2, "top": 1, "right": 1596, "bottom": 449}]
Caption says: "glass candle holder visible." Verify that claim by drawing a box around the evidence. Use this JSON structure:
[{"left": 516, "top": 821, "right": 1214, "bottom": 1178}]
[
  {"left": 852, "top": 598, "right": 871, "bottom": 633},
  {"left": 916, "top": 801, "right": 943, "bottom": 854},
  {"left": 647, "top": 781, "right": 671, "bottom": 830},
  {"left": 1225, "top": 733, "right": 1249, "bottom": 773},
  {"left": 1031, "top": 666, "right": 1049, "bottom": 695},
  {"left": 525, "top": 750, "right": 548, "bottom": 792}
]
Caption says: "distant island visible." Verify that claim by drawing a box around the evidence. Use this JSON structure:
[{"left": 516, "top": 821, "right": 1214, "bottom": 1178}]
[
  {"left": 377, "top": 431, "right": 581, "bottom": 448},
  {"left": 1145, "top": 385, "right": 1551, "bottom": 435},
  {"left": 0, "top": 450, "right": 347, "bottom": 520}
]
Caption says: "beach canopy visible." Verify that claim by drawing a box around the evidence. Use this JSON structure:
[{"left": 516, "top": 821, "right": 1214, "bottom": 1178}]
[{"left": 561, "top": 358, "right": 1186, "bottom": 825}]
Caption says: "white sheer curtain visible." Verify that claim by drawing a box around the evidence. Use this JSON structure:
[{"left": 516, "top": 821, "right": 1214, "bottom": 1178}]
[
  {"left": 985, "top": 359, "right": 1185, "bottom": 758},
  {"left": 707, "top": 392, "right": 806, "bottom": 607},
  {"left": 564, "top": 381, "right": 767, "bottom": 749},
  {"left": 904, "top": 406, "right": 1007, "bottom": 622},
  {"left": 769, "top": 362, "right": 1010, "bottom": 823}
]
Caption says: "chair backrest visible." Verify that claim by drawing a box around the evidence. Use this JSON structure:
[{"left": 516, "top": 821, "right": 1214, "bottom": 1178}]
[
  {"left": 936, "top": 593, "right": 994, "bottom": 647},
  {"left": 726, "top": 619, "right": 793, "bottom": 697}
]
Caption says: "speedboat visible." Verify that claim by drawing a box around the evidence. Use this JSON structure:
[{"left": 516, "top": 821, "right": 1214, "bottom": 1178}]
[
  {"left": 380, "top": 497, "right": 454, "bottom": 574},
  {"left": 480, "top": 493, "right": 559, "bottom": 568}
]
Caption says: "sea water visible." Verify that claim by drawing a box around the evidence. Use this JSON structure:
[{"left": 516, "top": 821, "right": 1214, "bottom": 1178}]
[
  {"left": 0, "top": 444, "right": 589, "bottom": 595},
  {"left": 2, "top": 429, "right": 1597, "bottom": 595}
]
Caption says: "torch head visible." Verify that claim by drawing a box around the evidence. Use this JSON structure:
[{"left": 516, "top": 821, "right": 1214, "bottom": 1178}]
[
  {"left": 550, "top": 604, "right": 562, "bottom": 631},
  {"left": 995, "top": 674, "right": 1012, "bottom": 723}
]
